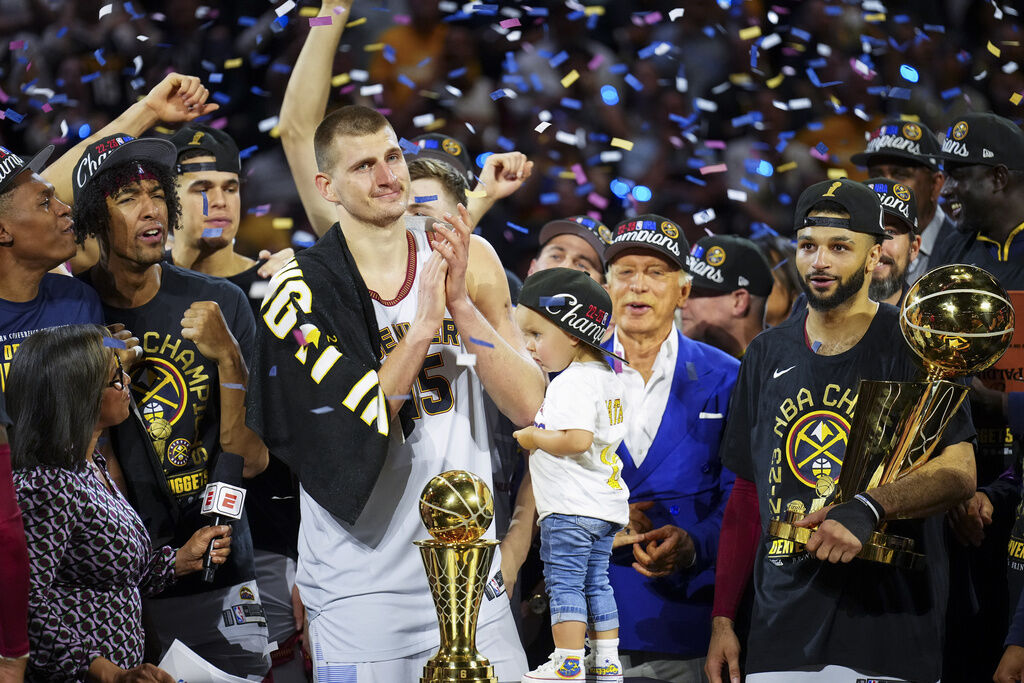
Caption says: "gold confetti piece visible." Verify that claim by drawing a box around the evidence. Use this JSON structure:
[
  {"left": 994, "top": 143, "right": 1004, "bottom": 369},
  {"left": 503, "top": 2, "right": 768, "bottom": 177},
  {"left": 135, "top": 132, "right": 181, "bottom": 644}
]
[
  {"left": 154, "top": 126, "right": 173, "bottom": 135},
  {"left": 827, "top": 168, "right": 848, "bottom": 179},
  {"left": 1011, "top": 92, "right": 1023, "bottom": 105},
  {"left": 776, "top": 161, "right": 797, "bottom": 173},
  {"left": 346, "top": 16, "right": 366, "bottom": 27},
  {"left": 738, "top": 26, "right": 761, "bottom": 40},
  {"left": 729, "top": 73, "right": 753, "bottom": 85},
  {"left": 272, "top": 217, "right": 294, "bottom": 230},
  {"left": 561, "top": 69, "right": 580, "bottom": 88},
  {"left": 610, "top": 138, "right": 634, "bottom": 151},
  {"left": 425, "top": 119, "right": 446, "bottom": 132},
  {"left": 864, "top": 12, "right": 886, "bottom": 22},
  {"left": 766, "top": 73, "right": 785, "bottom": 89},
  {"left": 331, "top": 73, "right": 351, "bottom": 87},
  {"left": 584, "top": 6, "right": 604, "bottom": 15},
  {"left": 224, "top": 58, "right": 243, "bottom": 69},
  {"left": 988, "top": 41, "right": 1001, "bottom": 57},
  {"left": 558, "top": 170, "right": 577, "bottom": 179},
  {"left": 465, "top": 189, "right": 488, "bottom": 198},
  {"left": 269, "top": 126, "right": 281, "bottom": 139},
  {"left": 364, "top": 42, "right": 384, "bottom": 52},
  {"left": 299, "top": 6, "right": 318, "bottom": 16}
]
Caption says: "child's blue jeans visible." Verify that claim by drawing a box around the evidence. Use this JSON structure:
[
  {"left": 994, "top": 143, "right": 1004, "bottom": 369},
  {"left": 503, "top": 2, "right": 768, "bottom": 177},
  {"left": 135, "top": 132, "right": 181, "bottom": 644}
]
[{"left": 539, "top": 513, "right": 620, "bottom": 632}]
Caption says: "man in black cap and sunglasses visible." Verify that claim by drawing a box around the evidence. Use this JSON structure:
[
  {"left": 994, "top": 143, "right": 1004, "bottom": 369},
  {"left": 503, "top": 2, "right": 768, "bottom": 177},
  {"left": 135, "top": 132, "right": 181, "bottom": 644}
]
[{"left": 706, "top": 178, "right": 975, "bottom": 683}]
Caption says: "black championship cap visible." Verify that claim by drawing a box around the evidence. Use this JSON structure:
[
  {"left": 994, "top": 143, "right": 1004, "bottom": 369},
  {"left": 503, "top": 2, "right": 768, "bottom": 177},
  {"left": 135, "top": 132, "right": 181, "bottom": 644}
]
[
  {"left": 0, "top": 144, "right": 53, "bottom": 196},
  {"left": 73, "top": 134, "right": 176, "bottom": 204},
  {"left": 605, "top": 214, "right": 690, "bottom": 270},
  {"left": 687, "top": 235, "right": 774, "bottom": 297},
  {"left": 850, "top": 119, "right": 940, "bottom": 170},
  {"left": 407, "top": 133, "right": 473, "bottom": 182},
  {"left": 538, "top": 215, "right": 615, "bottom": 267},
  {"left": 169, "top": 124, "right": 241, "bottom": 175},
  {"left": 794, "top": 178, "right": 890, "bottom": 239},
  {"left": 519, "top": 267, "right": 627, "bottom": 363},
  {"left": 864, "top": 176, "right": 919, "bottom": 233},
  {"left": 938, "top": 112, "right": 1024, "bottom": 170}
]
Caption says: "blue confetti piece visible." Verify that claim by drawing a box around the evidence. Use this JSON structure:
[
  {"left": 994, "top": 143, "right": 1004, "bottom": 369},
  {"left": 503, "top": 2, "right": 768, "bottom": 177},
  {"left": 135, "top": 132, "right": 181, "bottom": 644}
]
[
  {"left": 469, "top": 337, "right": 495, "bottom": 348},
  {"left": 608, "top": 63, "right": 629, "bottom": 75},
  {"left": 81, "top": 72, "right": 100, "bottom": 83},
  {"left": 202, "top": 191, "right": 208, "bottom": 216},
  {"left": 4, "top": 109, "right": 23, "bottom": 123},
  {"left": 811, "top": 340, "right": 822, "bottom": 353},
  {"left": 750, "top": 45, "right": 758, "bottom": 69},
  {"left": 56, "top": 26, "right": 67, "bottom": 38},
  {"left": 686, "top": 362, "right": 697, "bottom": 381},
  {"left": 212, "top": 92, "right": 230, "bottom": 104},
  {"left": 825, "top": 5, "right": 843, "bottom": 15},
  {"left": 239, "top": 145, "right": 258, "bottom": 159},
  {"left": 221, "top": 383, "right": 245, "bottom": 390},
  {"left": 924, "top": 24, "right": 945, "bottom": 33},
  {"left": 310, "top": 406, "right": 334, "bottom": 415},
  {"left": 250, "top": 86, "right": 270, "bottom": 97},
  {"left": 382, "top": 45, "right": 396, "bottom": 64},
  {"left": 399, "top": 137, "right": 420, "bottom": 155},
  {"left": 632, "top": 185, "right": 652, "bottom": 202},
  {"left": 238, "top": 15, "right": 257, "bottom": 26},
  {"left": 209, "top": 72, "right": 223, "bottom": 83},
  {"left": 504, "top": 51, "right": 518, "bottom": 74},
  {"left": 476, "top": 152, "right": 493, "bottom": 169},
  {"left": 624, "top": 73, "right": 644, "bottom": 91},
  {"left": 941, "top": 87, "right": 962, "bottom": 100},
  {"left": 269, "top": 365, "right": 277, "bottom": 377},
  {"left": 560, "top": 97, "right": 582, "bottom": 110},
  {"left": 506, "top": 221, "right": 528, "bottom": 234},
  {"left": 669, "top": 505, "right": 680, "bottom": 515},
  {"left": 790, "top": 27, "right": 811, "bottom": 41},
  {"left": 691, "top": 245, "right": 705, "bottom": 258},
  {"left": 539, "top": 296, "right": 566, "bottom": 307},
  {"left": 567, "top": 10, "right": 584, "bottom": 21},
  {"left": 94, "top": 49, "right": 106, "bottom": 66},
  {"left": 397, "top": 74, "right": 416, "bottom": 90},
  {"left": 102, "top": 337, "right": 127, "bottom": 349},
  {"left": 449, "top": 67, "right": 467, "bottom": 79},
  {"left": 78, "top": 123, "right": 91, "bottom": 138},
  {"left": 416, "top": 57, "right": 432, "bottom": 68},
  {"left": 271, "top": 63, "right": 292, "bottom": 74},
  {"left": 600, "top": 85, "right": 619, "bottom": 105},
  {"left": 413, "top": 195, "right": 437, "bottom": 203},
  {"left": 539, "top": 192, "right": 560, "bottom": 205},
  {"left": 888, "top": 87, "right": 912, "bottom": 100},
  {"left": 740, "top": 177, "right": 759, "bottom": 192},
  {"left": 490, "top": 89, "right": 507, "bottom": 101},
  {"left": 684, "top": 175, "right": 708, "bottom": 187},
  {"left": 201, "top": 60, "right": 218, "bottom": 71},
  {"left": 815, "top": 142, "right": 828, "bottom": 155},
  {"left": 202, "top": 228, "right": 222, "bottom": 238},
  {"left": 549, "top": 50, "right": 569, "bottom": 68},
  {"left": 526, "top": 6, "right": 548, "bottom": 16},
  {"left": 496, "top": 136, "right": 515, "bottom": 151}
]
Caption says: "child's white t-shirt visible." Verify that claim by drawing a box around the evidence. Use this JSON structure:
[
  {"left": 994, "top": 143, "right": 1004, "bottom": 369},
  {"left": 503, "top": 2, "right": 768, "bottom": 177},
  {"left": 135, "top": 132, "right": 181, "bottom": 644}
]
[{"left": 529, "top": 360, "right": 630, "bottom": 527}]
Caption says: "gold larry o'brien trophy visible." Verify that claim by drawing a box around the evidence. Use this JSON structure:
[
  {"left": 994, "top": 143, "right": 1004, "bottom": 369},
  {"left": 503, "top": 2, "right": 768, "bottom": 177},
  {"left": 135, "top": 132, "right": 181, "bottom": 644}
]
[
  {"left": 416, "top": 470, "right": 498, "bottom": 683},
  {"left": 768, "top": 264, "right": 1014, "bottom": 569}
]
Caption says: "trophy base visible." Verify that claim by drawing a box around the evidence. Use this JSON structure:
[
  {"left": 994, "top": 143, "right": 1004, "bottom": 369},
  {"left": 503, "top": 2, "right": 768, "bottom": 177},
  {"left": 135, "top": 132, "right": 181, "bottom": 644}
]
[
  {"left": 768, "top": 510, "right": 925, "bottom": 570},
  {"left": 420, "top": 661, "right": 496, "bottom": 683}
]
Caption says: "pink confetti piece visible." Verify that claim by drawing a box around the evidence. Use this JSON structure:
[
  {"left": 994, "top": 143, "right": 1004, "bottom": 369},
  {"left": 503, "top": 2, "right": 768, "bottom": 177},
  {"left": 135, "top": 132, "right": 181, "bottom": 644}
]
[
  {"left": 587, "top": 192, "right": 608, "bottom": 209},
  {"left": 8, "top": 40, "right": 24, "bottom": 50},
  {"left": 292, "top": 328, "right": 307, "bottom": 347},
  {"left": 644, "top": 11, "right": 663, "bottom": 24},
  {"left": 587, "top": 53, "right": 605, "bottom": 71},
  {"left": 500, "top": 18, "right": 521, "bottom": 28},
  {"left": 309, "top": 16, "right": 333, "bottom": 26},
  {"left": 42, "top": 103, "right": 52, "bottom": 112},
  {"left": 704, "top": 140, "right": 727, "bottom": 149},
  {"left": 393, "top": 14, "right": 411, "bottom": 24},
  {"left": 571, "top": 163, "right": 587, "bottom": 185},
  {"left": 699, "top": 164, "right": 728, "bottom": 175}
]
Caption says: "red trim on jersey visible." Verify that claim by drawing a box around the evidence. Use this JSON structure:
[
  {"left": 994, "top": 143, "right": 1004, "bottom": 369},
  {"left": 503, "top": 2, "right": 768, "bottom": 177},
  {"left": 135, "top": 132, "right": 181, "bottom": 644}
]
[
  {"left": 711, "top": 476, "right": 760, "bottom": 620},
  {"left": 368, "top": 231, "right": 417, "bottom": 306}
]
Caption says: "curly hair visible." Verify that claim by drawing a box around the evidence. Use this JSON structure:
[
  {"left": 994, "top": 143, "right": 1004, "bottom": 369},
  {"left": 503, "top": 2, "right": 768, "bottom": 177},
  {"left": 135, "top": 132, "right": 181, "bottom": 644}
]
[{"left": 72, "top": 158, "right": 181, "bottom": 244}]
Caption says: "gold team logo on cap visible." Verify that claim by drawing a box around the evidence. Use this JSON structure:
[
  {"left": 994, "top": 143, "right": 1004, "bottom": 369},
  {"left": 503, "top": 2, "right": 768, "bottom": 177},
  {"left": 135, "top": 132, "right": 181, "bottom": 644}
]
[
  {"left": 952, "top": 121, "right": 969, "bottom": 141},
  {"left": 659, "top": 220, "right": 679, "bottom": 239},
  {"left": 893, "top": 184, "right": 911, "bottom": 201},
  {"left": 442, "top": 138, "right": 462, "bottom": 156},
  {"left": 902, "top": 123, "right": 922, "bottom": 141},
  {"left": 706, "top": 246, "right": 726, "bottom": 266},
  {"left": 598, "top": 224, "right": 614, "bottom": 244}
]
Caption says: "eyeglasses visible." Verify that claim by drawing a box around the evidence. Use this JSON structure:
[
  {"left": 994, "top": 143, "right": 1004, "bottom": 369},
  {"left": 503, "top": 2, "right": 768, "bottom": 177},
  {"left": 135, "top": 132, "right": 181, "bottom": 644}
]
[{"left": 109, "top": 354, "right": 126, "bottom": 390}]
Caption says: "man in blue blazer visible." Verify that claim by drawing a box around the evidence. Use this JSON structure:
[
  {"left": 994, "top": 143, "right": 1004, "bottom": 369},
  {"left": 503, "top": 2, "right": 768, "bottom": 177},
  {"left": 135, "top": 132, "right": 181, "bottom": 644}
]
[{"left": 600, "top": 214, "right": 739, "bottom": 681}]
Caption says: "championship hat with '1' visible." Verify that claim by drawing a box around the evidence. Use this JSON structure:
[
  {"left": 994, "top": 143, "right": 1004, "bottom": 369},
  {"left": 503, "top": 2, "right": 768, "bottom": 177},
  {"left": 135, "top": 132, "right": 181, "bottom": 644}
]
[
  {"left": 170, "top": 124, "right": 241, "bottom": 174},
  {"left": 794, "top": 178, "right": 890, "bottom": 240}
]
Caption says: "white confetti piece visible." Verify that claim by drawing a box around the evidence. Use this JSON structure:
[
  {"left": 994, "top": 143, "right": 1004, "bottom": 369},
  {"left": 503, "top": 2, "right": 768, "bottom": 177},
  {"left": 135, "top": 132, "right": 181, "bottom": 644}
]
[
  {"left": 412, "top": 113, "right": 435, "bottom": 128},
  {"left": 258, "top": 116, "right": 278, "bottom": 133},
  {"left": 275, "top": 0, "right": 295, "bottom": 17},
  {"left": 456, "top": 353, "right": 477, "bottom": 367},
  {"left": 248, "top": 281, "right": 269, "bottom": 300},
  {"left": 788, "top": 98, "right": 812, "bottom": 110},
  {"left": 760, "top": 33, "right": 781, "bottom": 49},
  {"left": 669, "top": 8, "right": 684, "bottom": 20},
  {"left": 694, "top": 97, "right": 717, "bottom": 112},
  {"left": 99, "top": 3, "right": 113, "bottom": 18},
  {"left": 360, "top": 84, "right": 383, "bottom": 97},
  {"left": 535, "top": 121, "right": 551, "bottom": 133},
  {"left": 727, "top": 189, "right": 748, "bottom": 202},
  {"left": 555, "top": 131, "right": 578, "bottom": 146},
  {"left": 693, "top": 208, "right": 716, "bottom": 225},
  {"left": 349, "top": 69, "right": 369, "bottom": 82}
]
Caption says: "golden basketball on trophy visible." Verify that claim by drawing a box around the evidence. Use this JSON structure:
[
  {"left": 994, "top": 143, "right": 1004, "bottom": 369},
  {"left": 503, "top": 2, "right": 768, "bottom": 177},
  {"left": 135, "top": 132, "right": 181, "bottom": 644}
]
[
  {"left": 416, "top": 470, "right": 499, "bottom": 683},
  {"left": 769, "top": 264, "right": 1014, "bottom": 568}
]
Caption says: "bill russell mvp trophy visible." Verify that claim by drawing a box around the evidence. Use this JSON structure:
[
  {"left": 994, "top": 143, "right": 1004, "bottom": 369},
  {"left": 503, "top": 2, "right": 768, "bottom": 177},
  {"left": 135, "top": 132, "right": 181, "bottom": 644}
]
[
  {"left": 416, "top": 470, "right": 499, "bottom": 683},
  {"left": 769, "top": 264, "right": 1014, "bottom": 569}
]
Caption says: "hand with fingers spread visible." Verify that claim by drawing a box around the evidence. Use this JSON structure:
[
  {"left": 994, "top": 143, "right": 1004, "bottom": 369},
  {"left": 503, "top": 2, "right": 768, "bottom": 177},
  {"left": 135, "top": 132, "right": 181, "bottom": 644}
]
[
  {"left": 141, "top": 73, "right": 220, "bottom": 123},
  {"left": 106, "top": 323, "right": 142, "bottom": 369},
  {"left": 948, "top": 490, "right": 993, "bottom": 546},
  {"left": 631, "top": 524, "right": 695, "bottom": 577},
  {"left": 430, "top": 203, "right": 473, "bottom": 307},
  {"left": 475, "top": 152, "right": 534, "bottom": 201},
  {"left": 180, "top": 301, "right": 240, "bottom": 365},
  {"left": 257, "top": 248, "right": 295, "bottom": 279}
]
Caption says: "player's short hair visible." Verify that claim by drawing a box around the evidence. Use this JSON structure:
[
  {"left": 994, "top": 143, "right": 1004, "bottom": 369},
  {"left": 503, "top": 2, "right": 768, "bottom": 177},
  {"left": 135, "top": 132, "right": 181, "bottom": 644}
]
[
  {"left": 0, "top": 186, "right": 15, "bottom": 218},
  {"left": 72, "top": 158, "right": 181, "bottom": 243},
  {"left": 408, "top": 157, "right": 469, "bottom": 206},
  {"left": 314, "top": 105, "right": 390, "bottom": 173}
]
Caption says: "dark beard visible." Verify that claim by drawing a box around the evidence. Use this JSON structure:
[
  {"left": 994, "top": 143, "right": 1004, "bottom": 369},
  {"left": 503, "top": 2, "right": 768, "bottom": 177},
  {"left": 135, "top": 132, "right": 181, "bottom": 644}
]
[
  {"left": 868, "top": 259, "right": 905, "bottom": 302},
  {"left": 800, "top": 259, "right": 868, "bottom": 311}
]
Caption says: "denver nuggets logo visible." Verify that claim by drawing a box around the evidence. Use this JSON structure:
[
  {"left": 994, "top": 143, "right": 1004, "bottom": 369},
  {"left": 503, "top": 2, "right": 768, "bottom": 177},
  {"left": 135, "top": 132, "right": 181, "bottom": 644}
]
[
  {"left": 166, "top": 438, "right": 192, "bottom": 467},
  {"left": 441, "top": 138, "right": 462, "bottom": 156},
  {"left": 659, "top": 221, "right": 679, "bottom": 239},
  {"left": 952, "top": 121, "right": 969, "bottom": 141},
  {"left": 597, "top": 224, "right": 614, "bottom": 244},
  {"left": 706, "top": 246, "right": 726, "bottom": 267},
  {"left": 131, "top": 358, "right": 188, "bottom": 427},
  {"left": 902, "top": 123, "right": 922, "bottom": 141},
  {"left": 556, "top": 657, "right": 581, "bottom": 678},
  {"left": 239, "top": 586, "right": 255, "bottom": 601},
  {"left": 893, "top": 184, "right": 911, "bottom": 201},
  {"left": 785, "top": 410, "right": 850, "bottom": 488}
]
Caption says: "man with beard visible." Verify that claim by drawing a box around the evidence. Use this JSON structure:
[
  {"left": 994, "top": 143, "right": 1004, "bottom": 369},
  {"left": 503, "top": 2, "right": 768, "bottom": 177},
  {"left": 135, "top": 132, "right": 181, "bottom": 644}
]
[
  {"left": 73, "top": 135, "right": 271, "bottom": 677},
  {"left": 864, "top": 177, "right": 920, "bottom": 305},
  {"left": 705, "top": 178, "right": 976, "bottom": 683},
  {"left": 852, "top": 118, "right": 952, "bottom": 281}
]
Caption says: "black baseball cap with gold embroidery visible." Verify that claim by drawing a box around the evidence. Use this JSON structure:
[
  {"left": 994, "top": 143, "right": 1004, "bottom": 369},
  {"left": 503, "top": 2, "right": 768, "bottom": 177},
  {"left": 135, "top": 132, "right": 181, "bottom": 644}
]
[
  {"left": 0, "top": 144, "right": 52, "bottom": 196},
  {"left": 687, "top": 235, "right": 774, "bottom": 297},
  {"left": 938, "top": 112, "right": 1024, "bottom": 170},
  {"left": 864, "top": 176, "right": 919, "bottom": 234},
  {"left": 794, "top": 178, "right": 890, "bottom": 239},
  {"left": 605, "top": 214, "right": 690, "bottom": 270},
  {"left": 169, "top": 124, "right": 241, "bottom": 175},
  {"left": 850, "top": 119, "right": 940, "bottom": 170},
  {"left": 538, "top": 215, "right": 614, "bottom": 268},
  {"left": 408, "top": 133, "right": 473, "bottom": 182}
]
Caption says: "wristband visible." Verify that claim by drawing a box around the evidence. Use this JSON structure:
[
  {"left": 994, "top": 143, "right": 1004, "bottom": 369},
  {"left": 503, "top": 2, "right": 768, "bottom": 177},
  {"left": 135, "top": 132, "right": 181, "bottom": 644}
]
[{"left": 824, "top": 496, "right": 881, "bottom": 545}]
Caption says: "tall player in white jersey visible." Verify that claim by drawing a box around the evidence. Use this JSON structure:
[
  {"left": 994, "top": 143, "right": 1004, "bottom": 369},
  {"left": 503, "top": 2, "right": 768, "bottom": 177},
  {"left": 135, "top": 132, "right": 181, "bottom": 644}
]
[{"left": 300, "top": 105, "right": 545, "bottom": 682}]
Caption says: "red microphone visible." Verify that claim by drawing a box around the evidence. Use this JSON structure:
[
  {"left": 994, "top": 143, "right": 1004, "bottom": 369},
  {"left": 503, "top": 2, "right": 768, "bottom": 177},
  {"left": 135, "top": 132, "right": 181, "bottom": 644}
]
[{"left": 200, "top": 453, "right": 246, "bottom": 583}]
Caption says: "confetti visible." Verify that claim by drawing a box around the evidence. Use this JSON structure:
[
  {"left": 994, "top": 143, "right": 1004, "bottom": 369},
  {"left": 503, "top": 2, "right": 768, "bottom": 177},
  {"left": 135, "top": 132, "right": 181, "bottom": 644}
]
[
  {"left": 587, "top": 192, "right": 608, "bottom": 209},
  {"left": 201, "top": 191, "right": 208, "bottom": 216},
  {"left": 224, "top": 58, "right": 243, "bottom": 69},
  {"left": 413, "top": 195, "right": 437, "bottom": 203},
  {"left": 456, "top": 353, "right": 477, "bottom": 367},
  {"left": 202, "top": 228, "right": 223, "bottom": 238},
  {"left": 102, "top": 337, "right": 127, "bottom": 349},
  {"left": 346, "top": 16, "right": 366, "bottom": 27},
  {"left": 499, "top": 18, "right": 520, "bottom": 28},
  {"left": 309, "top": 15, "right": 332, "bottom": 26},
  {"left": 469, "top": 337, "right": 495, "bottom": 348},
  {"left": 699, "top": 164, "right": 728, "bottom": 175},
  {"left": 739, "top": 26, "right": 762, "bottom": 40},
  {"left": 988, "top": 41, "right": 1001, "bottom": 58},
  {"left": 310, "top": 406, "right": 335, "bottom": 414},
  {"left": 505, "top": 221, "right": 528, "bottom": 234},
  {"left": 99, "top": 3, "right": 113, "bottom": 18},
  {"left": 600, "top": 85, "right": 619, "bottom": 105},
  {"left": 693, "top": 209, "right": 716, "bottom": 225},
  {"left": 811, "top": 341, "right": 822, "bottom": 353},
  {"left": 669, "top": 8, "right": 684, "bottom": 20},
  {"left": 632, "top": 185, "right": 652, "bottom": 201},
  {"left": 360, "top": 84, "right": 383, "bottom": 96},
  {"left": 535, "top": 121, "right": 551, "bottom": 133},
  {"left": 386, "top": 394, "right": 412, "bottom": 400},
  {"left": 1012, "top": 92, "right": 1023, "bottom": 106},
  {"left": 539, "top": 296, "right": 566, "bottom": 307},
  {"left": 221, "top": 383, "right": 246, "bottom": 390},
  {"left": 610, "top": 137, "right": 634, "bottom": 151},
  {"left": 275, "top": 0, "right": 295, "bottom": 17},
  {"left": 269, "top": 366, "right": 277, "bottom": 377},
  {"left": 561, "top": 69, "right": 580, "bottom": 88}
]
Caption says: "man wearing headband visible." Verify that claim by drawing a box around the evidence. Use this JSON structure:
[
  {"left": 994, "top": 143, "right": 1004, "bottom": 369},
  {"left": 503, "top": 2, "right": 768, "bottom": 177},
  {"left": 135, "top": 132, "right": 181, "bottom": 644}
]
[{"left": 706, "top": 178, "right": 975, "bottom": 683}]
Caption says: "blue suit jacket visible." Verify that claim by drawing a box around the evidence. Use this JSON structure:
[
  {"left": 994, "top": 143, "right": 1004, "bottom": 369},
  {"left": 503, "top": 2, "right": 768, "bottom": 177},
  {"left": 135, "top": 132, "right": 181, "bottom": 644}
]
[{"left": 602, "top": 330, "right": 739, "bottom": 657}]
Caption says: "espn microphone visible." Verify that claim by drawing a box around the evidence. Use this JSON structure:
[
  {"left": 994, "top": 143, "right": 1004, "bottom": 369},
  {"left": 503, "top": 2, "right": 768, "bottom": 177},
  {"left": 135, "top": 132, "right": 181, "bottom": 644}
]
[{"left": 199, "top": 452, "right": 246, "bottom": 583}]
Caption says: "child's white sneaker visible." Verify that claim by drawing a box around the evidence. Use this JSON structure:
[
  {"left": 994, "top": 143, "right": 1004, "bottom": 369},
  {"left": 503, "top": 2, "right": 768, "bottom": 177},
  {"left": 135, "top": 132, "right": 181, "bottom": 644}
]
[
  {"left": 521, "top": 653, "right": 584, "bottom": 681},
  {"left": 584, "top": 652, "right": 624, "bottom": 683}
]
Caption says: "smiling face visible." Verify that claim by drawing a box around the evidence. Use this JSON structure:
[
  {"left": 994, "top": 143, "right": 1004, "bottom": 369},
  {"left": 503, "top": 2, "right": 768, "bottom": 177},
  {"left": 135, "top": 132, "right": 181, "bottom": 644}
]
[
  {"left": 176, "top": 154, "right": 241, "bottom": 251},
  {"left": 606, "top": 251, "right": 688, "bottom": 339},
  {"left": 529, "top": 233, "right": 604, "bottom": 284},
  {"left": 941, "top": 163, "right": 994, "bottom": 233},
  {"left": 0, "top": 171, "right": 76, "bottom": 270},
  {"left": 317, "top": 126, "right": 410, "bottom": 228},
  {"left": 795, "top": 222, "right": 880, "bottom": 312},
  {"left": 514, "top": 304, "right": 579, "bottom": 373},
  {"left": 869, "top": 220, "right": 919, "bottom": 303},
  {"left": 102, "top": 178, "right": 169, "bottom": 268}
]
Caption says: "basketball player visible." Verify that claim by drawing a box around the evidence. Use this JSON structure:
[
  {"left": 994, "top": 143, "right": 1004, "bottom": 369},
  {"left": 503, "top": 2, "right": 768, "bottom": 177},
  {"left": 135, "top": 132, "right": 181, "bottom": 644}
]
[
  {"left": 705, "top": 178, "right": 976, "bottom": 683},
  {"left": 247, "top": 105, "right": 544, "bottom": 682}
]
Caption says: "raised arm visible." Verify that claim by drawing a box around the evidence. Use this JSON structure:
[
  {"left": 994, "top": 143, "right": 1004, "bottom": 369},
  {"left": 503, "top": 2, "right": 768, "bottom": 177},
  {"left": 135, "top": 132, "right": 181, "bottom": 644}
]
[
  {"left": 279, "top": 0, "right": 354, "bottom": 236},
  {"left": 466, "top": 151, "right": 533, "bottom": 228}
]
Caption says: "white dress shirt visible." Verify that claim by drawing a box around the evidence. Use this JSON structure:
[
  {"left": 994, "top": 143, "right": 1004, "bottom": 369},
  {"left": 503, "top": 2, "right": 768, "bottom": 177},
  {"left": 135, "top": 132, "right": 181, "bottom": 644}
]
[{"left": 613, "top": 328, "right": 677, "bottom": 468}]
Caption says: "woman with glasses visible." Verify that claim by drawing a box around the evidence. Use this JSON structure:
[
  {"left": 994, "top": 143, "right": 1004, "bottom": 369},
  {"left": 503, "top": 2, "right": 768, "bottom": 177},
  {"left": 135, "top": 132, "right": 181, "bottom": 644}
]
[{"left": 6, "top": 324, "right": 233, "bottom": 683}]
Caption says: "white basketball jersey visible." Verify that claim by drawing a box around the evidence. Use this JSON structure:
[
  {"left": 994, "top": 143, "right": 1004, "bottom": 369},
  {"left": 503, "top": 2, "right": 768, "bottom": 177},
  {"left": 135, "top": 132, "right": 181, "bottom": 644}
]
[{"left": 297, "top": 229, "right": 508, "bottom": 662}]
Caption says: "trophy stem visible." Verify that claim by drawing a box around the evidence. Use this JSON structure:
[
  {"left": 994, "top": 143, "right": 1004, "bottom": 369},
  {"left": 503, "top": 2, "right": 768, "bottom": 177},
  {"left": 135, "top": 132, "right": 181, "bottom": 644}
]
[{"left": 415, "top": 539, "right": 499, "bottom": 683}]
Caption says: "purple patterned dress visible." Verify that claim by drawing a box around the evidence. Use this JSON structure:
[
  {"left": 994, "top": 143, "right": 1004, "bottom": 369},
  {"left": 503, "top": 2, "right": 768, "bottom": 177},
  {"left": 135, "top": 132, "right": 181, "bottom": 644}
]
[{"left": 13, "top": 454, "right": 176, "bottom": 682}]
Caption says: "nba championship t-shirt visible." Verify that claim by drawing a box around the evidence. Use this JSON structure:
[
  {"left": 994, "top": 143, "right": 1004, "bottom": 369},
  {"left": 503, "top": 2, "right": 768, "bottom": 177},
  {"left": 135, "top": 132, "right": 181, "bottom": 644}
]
[
  {"left": 720, "top": 304, "right": 975, "bottom": 681},
  {"left": 0, "top": 273, "right": 103, "bottom": 392}
]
